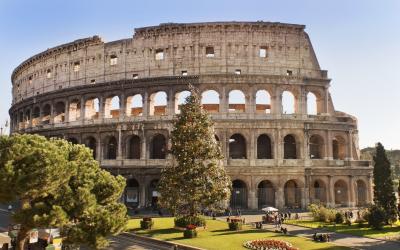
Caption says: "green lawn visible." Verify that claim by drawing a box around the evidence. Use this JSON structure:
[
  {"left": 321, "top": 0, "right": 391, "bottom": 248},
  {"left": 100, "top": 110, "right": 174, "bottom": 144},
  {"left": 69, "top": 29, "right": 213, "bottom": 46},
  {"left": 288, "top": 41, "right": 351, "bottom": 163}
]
[
  {"left": 127, "top": 218, "right": 349, "bottom": 250},
  {"left": 285, "top": 219, "right": 400, "bottom": 240}
]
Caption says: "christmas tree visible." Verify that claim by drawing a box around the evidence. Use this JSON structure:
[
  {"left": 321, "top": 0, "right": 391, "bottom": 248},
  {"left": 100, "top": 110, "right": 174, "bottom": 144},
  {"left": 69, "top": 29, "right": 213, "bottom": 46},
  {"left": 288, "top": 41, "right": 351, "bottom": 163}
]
[{"left": 158, "top": 85, "right": 231, "bottom": 218}]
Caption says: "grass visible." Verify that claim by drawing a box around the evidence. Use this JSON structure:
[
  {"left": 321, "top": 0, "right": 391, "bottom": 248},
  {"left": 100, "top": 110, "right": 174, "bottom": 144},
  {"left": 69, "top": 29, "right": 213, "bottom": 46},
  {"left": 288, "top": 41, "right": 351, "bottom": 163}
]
[
  {"left": 126, "top": 217, "right": 349, "bottom": 250},
  {"left": 285, "top": 219, "right": 400, "bottom": 240}
]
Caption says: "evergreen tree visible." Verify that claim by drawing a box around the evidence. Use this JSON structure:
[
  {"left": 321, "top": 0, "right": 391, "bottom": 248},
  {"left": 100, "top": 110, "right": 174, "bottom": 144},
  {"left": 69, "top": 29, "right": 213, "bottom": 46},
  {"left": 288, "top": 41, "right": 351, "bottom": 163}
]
[
  {"left": 0, "top": 134, "right": 127, "bottom": 249},
  {"left": 373, "top": 142, "right": 398, "bottom": 223},
  {"left": 158, "top": 86, "right": 231, "bottom": 218}
]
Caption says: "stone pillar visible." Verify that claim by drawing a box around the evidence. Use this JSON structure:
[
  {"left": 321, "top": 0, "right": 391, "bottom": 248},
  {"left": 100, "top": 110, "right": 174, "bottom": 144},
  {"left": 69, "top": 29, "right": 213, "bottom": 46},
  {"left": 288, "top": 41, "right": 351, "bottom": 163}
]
[
  {"left": 276, "top": 187, "right": 284, "bottom": 209},
  {"left": 119, "top": 93, "right": 126, "bottom": 120},
  {"left": 143, "top": 92, "right": 149, "bottom": 117},
  {"left": 276, "top": 129, "right": 282, "bottom": 161},
  {"left": 347, "top": 130, "right": 353, "bottom": 160},
  {"left": 139, "top": 181, "right": 146, "bottom": 208},
  {"left": 326, "top": 130, "right": 333, "bottom": 160},
  {"left": 348, "top": 176, "right": 355, "bottom": 207},
  {"left": 167, "top": 89, "right": 175, "bottom": 116},
  {"left": 141, "top": 134, "right": 146, "bottom": 160},
  {"left": 97, "top": 138, "right": 102, "bottom": 160},
  {"left": 328, "top": 175, "right": 335, "bottom": 207},
  {"left": 117, "top": 126, "right": 123, "bottom": 160},
  {"left": 301, "top": 188, "right": 307, "bottom": 209},
  {"left": 98, "top": 96, "right": 105, "bottom": 120},
  {"left": 246, "top": 92, "right": 255, "bottom": 115},
  {"left": 220, "top": 87, "right": 228, "bottom": 114},
  {"left": 367, "top": 175, "right": 374, "bottom": 204},
  {"left": 324, "top": 87, "right": 329, "bottom": 114},
  {"left": 80, "top": 96, "right": 85, "bottom": 122},
  {"left": 64, "top": 99, "right": 70, "bottom": 123},
  {"left": 299, "top": 90, "right": 307, "bottom": 115},
  {"left": 271, "top": 93, "right": 281, "bottom": 115},
  {"left": 49, "top": 101, "right": 55, "bottom": 124},
  {"left": 249, "top": 130, "right": 255, "bottom": 164},
  {"left": 304, "top": 129, "right": 309, "bottom": 160},
  {"left": 248, "top": 190, "right": 258, "bottom": 209}
]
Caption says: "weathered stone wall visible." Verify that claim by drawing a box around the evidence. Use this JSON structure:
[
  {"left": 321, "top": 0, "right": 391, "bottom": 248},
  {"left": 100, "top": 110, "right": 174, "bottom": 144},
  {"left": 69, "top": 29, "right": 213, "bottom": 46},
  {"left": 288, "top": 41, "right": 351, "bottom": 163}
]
[{"left": 9, "top": 22, "right": 372, "bottom": 210}]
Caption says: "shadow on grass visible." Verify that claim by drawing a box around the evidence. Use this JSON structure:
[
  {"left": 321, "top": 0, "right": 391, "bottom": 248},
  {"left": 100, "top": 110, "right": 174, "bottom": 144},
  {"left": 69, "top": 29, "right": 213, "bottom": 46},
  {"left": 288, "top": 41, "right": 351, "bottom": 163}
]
[{"left": 212, "top": 229, "right": 272, "bottom": 236}]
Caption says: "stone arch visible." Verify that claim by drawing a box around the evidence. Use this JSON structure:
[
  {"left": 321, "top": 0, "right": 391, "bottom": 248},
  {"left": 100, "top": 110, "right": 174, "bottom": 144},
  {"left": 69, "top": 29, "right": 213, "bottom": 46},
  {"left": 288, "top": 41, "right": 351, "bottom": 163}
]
[
  {"left": 255, "top": 90, "right": 271, "bottom": 114},
  {"left": 282, "top": 91, "right": 296, "bottom": 114},
  {"left": 333, "top": 135, "right": 346, "bottom": 160},
  {"left": 104, "top": 136, "right": 118, "bottom": 160},
  {"left": 84, "top": 97, "right": 99, "bottom": 120},
  {"left": 84, "top": 136, "right": 97, "bottom": 159},
  {"left": 125, "top": 178, "right": 139, "bottom": 206},
  {"left": 257, "top": 134, "right": 272, "bottom": 159},
  {"left": 284, "top": 179, "right": 301, "bottom": 208},
  {"left": 104, "top": 95, "right": 120, "bottom": 119},
  {"left": 307, "top": 92, "right": 318, "bottom": 115},
  {"left": 32, "top": 106, "right": 40, "bottom": 126},
  {"left": 175, "top": 90, "right": 191, "bottom": 114},
  {"left": 201, "top": 90, "right": 220, "bottom": 113},
  {"left": 230, "top": 179, "right": 248, "bottom": 209},
  {"left": 150, "top": 134, "right": 166, "bottom": 159},
  {"left": 42, "top": 104, "right": 51, "bottom": 124},
  {"left": 126, "top": 94, "right": 143, "bottom": 117},
  {"left": 356, "top": 179, "right": 367, "bottom": 206},
  {"left": 68, "top": 99, "right": 81, "bottom": 122},
  {"left": 258, "top": 180, "right": 275, "bottom": 208},
  {"left": 229, "top": 133, "right": 247, "bottom": 159},
  {"left": 54, "top": 101, "right": 66, "bottom": 123},
  {"left": 126, "top": 135, "right": 141, "bottom": 159},
  {"left": 284, "top": 134, "right": 297, "bottom": 159},
  {"left": 24, "top": 109, "right": 31, "bottom": 125},
  {"left": 148, "top": 179, "right": 160, "bottom": 208},
  {"left": 228, "top": 90, "right": 246, "bottom": 113},
  {"left": 149, "top": 91, "right": 167, "bottom": 116},
  {"left": 309, "top": 134, "right": 324, "bottom": 159},
  {"left": 312, "top": 179, "right": 327, "bottom": 204},
  {"left": 334, "top": 179, "right": 348, "bottom": 207}
]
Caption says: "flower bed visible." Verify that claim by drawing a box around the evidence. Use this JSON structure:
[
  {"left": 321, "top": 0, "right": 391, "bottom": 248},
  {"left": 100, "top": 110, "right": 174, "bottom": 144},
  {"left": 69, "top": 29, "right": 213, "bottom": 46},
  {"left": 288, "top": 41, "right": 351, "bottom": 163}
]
[
  {"left": 243, "top": 239, "right": 298, "bottom": 250},
  {"left": 228, "top": 218, "right": 243, "bottom": 231},
  {"left": 183, "top": 224, "right": 198, "bottom": 238}
]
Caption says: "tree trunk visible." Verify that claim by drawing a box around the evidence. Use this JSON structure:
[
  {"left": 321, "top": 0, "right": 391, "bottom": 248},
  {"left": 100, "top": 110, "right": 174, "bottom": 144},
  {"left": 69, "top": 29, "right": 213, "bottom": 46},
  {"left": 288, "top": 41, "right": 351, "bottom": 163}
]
[{"left": 16, "top": 227, "right": 29, "bottom": 250}]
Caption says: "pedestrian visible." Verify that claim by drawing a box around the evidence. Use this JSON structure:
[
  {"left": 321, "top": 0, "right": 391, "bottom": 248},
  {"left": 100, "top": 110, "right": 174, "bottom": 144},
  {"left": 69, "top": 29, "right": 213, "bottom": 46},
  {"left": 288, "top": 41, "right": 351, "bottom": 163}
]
[
  {"left": 288, "top": 212, "right": 291, "bottom": 219},
  {"left": 7, "top": 204, "right": 12, "bottom": 212}
]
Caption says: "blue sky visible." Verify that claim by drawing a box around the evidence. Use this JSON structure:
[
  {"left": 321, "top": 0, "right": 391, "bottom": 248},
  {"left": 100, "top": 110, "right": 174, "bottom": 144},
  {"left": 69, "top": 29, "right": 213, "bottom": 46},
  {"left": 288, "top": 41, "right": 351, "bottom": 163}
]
[{"left": 0, "top": 0, "right": 399, "bottom": 149}]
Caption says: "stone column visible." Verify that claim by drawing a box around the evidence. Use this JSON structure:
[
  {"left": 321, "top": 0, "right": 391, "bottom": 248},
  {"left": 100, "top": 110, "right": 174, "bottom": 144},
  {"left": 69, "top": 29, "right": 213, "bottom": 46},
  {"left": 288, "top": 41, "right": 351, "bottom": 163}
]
[
  {"left": 347, "top": 130, "right": 353, "bottom": 160},
  {"left": 119, "top": 93, "right": 126, "bottom": 120},
  {"left": 326, "top": 130, "right": 333, "bottom": 160},
  {"left": 367, "top": 175, "right": 374, "bottom": 204},
  {"left": 276, "top": 129, "right": 282, "bottom": 162},
  {"left": 324, "top": 86, "right": 329, "bottom": 114},
  {"left": 98, "top": 96, "right": 105, "bottom": 120},
  {"left": 298, "top": 90, "right": 307, "bottom": 115},
  {"left": 80, "top": 96, "right": 85, "bottom": 122},
  {"left": 348, "top": 176, "right": 355, "bottom": 207},
  {"left": 139, "top": 180, "right": 146, "bottom": 208},
  {"left": 301, "top": 188, "right": 307, "bottom": 209},
  {"left": 249, "top": 130, "right": 255, "bottom": 165},
  {"left": 64, "top": 99, "right": 70, "bottom": 123},
  {"left": 96, "top": 138, "right": 102, "bottom": 160},
  {"left": 49, "top": 101, "right": 55, "bottom": 124},
  {"left": 276, "top": 187, "right": 284, "bottom": 209},
  {"left": 141, "top": 133, "right": 146, "bottom": 160},
  {"left": 304, "top": 129, "right": 309, "bottom": 160},
  {"left": 117, "top": 126, "right": 123, "bottom": 160},
  {"left": 246, "top": 92, "right": 255, "bottom": 115},
  {"left": 271, "top": 93, "right": 282, "bottom": 115},
  {"left": 220, "top": 87, "right": 228, "bottom": 114},
  {"left": 248, "top": 190, "right": 258, "bottom": 209},
  {"left": 167, "top": 89, "right": 175, "bottom": 116},
  {"left": 143, "top": 92, "right": 149, "bottom": 117},
  {"left": 328, "top": 175, "right": 335, "bottom": 207}
]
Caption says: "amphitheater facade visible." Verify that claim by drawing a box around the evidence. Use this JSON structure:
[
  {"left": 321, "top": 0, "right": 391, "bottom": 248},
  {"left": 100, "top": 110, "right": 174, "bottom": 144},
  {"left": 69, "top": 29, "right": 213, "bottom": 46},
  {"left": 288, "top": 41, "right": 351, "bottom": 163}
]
[{"left": 9, "top": 21, "right": 373, "bottom": 210}]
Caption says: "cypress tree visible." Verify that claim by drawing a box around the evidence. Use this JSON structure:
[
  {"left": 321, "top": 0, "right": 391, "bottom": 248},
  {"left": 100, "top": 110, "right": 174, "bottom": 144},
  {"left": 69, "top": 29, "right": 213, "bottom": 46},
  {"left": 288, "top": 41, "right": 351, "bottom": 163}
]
[{"left": 373, "top": 142, "right": 398, "bottom": 223}]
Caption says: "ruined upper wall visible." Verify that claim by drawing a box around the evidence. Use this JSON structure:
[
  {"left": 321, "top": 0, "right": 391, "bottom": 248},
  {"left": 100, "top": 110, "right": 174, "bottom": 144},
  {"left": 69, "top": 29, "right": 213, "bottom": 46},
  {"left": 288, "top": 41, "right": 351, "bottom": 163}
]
[{"left": 11, "top": 21, "right": 326, "bottom": 104}]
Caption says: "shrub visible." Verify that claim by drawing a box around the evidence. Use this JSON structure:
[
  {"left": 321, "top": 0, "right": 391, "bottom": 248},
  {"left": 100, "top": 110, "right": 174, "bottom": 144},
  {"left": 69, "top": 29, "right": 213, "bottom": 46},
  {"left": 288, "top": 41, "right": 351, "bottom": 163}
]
[
  {"left": 229, "top": 218, "right": 243, "bottom": 231},
  {"left": 355, "top": 218, "right": 365, "bottom": 228},
  {"left": 335, "top": 212, "right": 344, "bottom": 224},
  {"left": 308, "top": 203, "right": 335, "bottom": 222},
  {"left": 174, "top": 216, "right": 206, "bottom": 228},
  {"left": 345, "top": 219, "right": 351, "bottom": 226},
  {"left": 366, "top": 205, "right": 386, "bottom": 230},
  {"left": 183, "top": 224, "right": 198, "bottom": 238},
  {"left": 140, "top": 217, "right": 154, "bottom": 229}
]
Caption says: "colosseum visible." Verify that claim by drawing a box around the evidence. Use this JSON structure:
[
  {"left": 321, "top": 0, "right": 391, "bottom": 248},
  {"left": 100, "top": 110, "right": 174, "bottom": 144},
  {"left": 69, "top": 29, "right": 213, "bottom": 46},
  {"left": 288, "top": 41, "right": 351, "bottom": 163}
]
[{"left": 9, "top": 21, "right": 373, "bottom": 210}]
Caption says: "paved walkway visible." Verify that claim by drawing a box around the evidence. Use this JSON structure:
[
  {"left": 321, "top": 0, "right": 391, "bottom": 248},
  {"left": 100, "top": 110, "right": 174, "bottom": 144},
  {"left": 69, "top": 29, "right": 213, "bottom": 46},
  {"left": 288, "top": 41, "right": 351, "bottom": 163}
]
[{"left": 220, "top": 214, "right": 400, "bottom": 250}]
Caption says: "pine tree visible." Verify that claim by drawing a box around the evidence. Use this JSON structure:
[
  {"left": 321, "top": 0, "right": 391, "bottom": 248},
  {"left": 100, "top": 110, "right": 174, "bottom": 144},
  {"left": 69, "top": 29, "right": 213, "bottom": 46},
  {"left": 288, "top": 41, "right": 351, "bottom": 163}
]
[
  {"left": 158, "top": 86, "right": 231, "bottom": 218},
  {"left": 373, "top": 142, "right": 398, "bottom": 223},
  {"left": 0, "top": 134, "right": 127, "bottom": 249}
]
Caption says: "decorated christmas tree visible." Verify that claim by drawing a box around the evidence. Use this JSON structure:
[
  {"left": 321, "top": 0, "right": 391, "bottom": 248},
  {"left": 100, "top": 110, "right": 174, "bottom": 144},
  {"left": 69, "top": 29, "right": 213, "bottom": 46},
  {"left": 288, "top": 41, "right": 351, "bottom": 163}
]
[{"left": 158, "top": 85, "right": 231, "bottom": 219}]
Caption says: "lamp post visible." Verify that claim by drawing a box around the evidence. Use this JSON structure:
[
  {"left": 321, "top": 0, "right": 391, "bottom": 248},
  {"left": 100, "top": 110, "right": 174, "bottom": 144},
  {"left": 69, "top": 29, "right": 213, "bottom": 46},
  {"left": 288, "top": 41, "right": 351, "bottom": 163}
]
[{"left": 0, "top": 120, "right": 9, "bottom": 136}]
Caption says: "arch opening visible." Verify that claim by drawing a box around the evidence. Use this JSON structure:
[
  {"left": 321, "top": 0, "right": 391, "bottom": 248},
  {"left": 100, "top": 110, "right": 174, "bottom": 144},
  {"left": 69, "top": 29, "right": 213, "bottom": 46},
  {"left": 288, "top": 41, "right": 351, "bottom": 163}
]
[
  {"left": 148, "top": 179, "right": 160, "bottom": 209},
  {"left": 105, "top": 136, "right": 118, "bottom": 160},
  {"left": 127, "top": 135, "right": 141, "bottom": 159},
  {"left": 229, "top": 134, "right": 247, "bottom": 159},
  {"left": 284, "top": 180, "right": 301, "bottom": 208},
  {"left": 282, "top": 91, "right": 296, "bottom": 114},
  {"left": 228, "top": 90, "right": 245, "bottom": 113},
  {"left": 256, "top": 90, "right": 271, "bottom": 114},
  {"left": 68, "top": 100, "right": 81, "bottom": 122},
  {"left": 356, "top": 180, "right": 367, "bottom": 206},
  {"left": 307, "top": 92, "right": 318, "bottom": 115},
  {"left": 85, "top": 98, "right": 99, "bottom": 120},
  {"left": 312, "top": 180, "right": 327, "bottom": 204},
  {"left": 175, "top": 90, "right": 191, "bottom": 114},
  {"left": 284, "top": 134, "right": 297, "bottom": 159},
  {"left": 150, "top": 134, "right": 166, "bottom": 159},
  {"left": 257, "top": 134, "right": 272, "bottom": 159},
  {"left": 230, "top": 180, "right": 247, "bottom": 209},
  {"left": 333, "top": 136, "right": 346, "bottom": 160},
  {"left": 150, "top": 91, "right": 167, "bottom": 116},
  {"left": 125, "top": 178, "right": 139, "bottom": 205},
  {"left": 309, "top": 135, "right": 324, "bottom": 159},
  {"left": 258, "top": 180, "right": 275, "bottom": 208},
  {"left": 201, "top": 90, "right": 220, "bottom": 113},
  {"left": 105, "top": 96, "right": 120, "bottom": 119},
  {"left": 126, "top": 94, "right": 143, "bottom": 117},
  {"left": 42, "top": 104, "right": 51, "bottom": 124},
  {"left": 334, "top": 180, "right": 348, "bottom": 207},
  {"left": 32, "top": 107, "right": 40, "bottom": 126},
  {"left": 54, "top": 102, "right": 66, "bottom": 123},
  {"left": 84, "top": 136, "right": 97, "bottom": 159}
]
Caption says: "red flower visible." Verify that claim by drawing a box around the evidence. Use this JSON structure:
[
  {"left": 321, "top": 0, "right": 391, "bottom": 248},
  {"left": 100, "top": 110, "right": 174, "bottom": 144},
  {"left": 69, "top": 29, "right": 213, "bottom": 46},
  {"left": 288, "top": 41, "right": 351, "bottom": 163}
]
[{"left": 186, "top": 224, "right": 197, "bottom": 230}]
